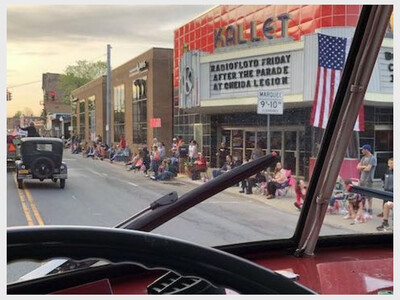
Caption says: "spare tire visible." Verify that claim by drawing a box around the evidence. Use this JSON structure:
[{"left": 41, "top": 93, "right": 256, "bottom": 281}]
[{"left": 31, "top": 157, "right": 55, "bottom": 180}]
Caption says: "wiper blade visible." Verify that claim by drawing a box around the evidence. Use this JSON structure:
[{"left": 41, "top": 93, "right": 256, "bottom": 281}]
[
  {"left": 115, "top": 192, "right": 179, "bottom": 228},
  {"left": 348, "top": 185, "right": 393, "bottom": 203},
  {"left": 123, "top": 153, "right": 278, "bottom": 232}
]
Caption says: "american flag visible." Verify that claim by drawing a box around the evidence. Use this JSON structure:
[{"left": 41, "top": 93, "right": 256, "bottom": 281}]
[{"left": 310, "top": 33, "right": 364, "bottom": 131}]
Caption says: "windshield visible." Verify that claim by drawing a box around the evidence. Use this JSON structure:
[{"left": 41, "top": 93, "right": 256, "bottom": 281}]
[{"left": 6, "top": 4, "right": 393, "bottom": 284}]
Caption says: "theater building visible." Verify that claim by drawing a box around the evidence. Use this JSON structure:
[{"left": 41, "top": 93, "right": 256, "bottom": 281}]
[
  {"left": 173, "top": 5, "right": 393, "bottom": 179},
  {"left": 71, "top": 48, "right": 173, "bottom": 153}
]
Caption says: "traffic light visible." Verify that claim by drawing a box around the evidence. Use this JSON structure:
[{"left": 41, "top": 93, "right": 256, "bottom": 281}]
[
  {"left": 6, "top": 90, "right": 12, "bottom": 101},
  {"left": 50, "top": 90, "right": 56, "bottom": 101}
]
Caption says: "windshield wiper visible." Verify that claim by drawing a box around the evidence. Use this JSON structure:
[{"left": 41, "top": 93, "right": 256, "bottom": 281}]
[
  {"left": 115, "top": 192, "right": 179, "bottom": 228},
  {"left": 347, "top": 185, "right": 393, "bottom": 203},
  {"left": 120, "top": 153, "right": 278, "bottom": 232}
]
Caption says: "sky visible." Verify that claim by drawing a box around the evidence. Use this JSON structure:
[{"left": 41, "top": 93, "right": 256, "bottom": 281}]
[{"left": 5, "top": 4, "right": 213, "bottom": 118}]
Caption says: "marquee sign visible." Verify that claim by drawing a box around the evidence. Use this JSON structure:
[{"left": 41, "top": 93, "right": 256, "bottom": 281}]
[
  {"left": 179, "top": 51, "right": 201, "bottom": 109},
  {"left": 214, "top": 13, "right": 291, "bottom": 49},
  {"left": 210, "top": 53, "right": 291, "bottom": 97}
]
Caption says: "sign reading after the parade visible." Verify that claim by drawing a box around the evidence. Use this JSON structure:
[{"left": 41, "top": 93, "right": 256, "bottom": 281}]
[{"left": 210, "top": 53, "right": 291, "bottom": 96}]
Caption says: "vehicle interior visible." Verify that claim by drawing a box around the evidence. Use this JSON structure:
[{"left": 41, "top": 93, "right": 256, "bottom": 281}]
[{"left": 7, "top": 4, "right": 393, "bottom": 295}]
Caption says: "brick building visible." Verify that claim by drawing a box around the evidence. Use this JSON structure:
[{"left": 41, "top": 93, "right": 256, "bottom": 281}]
[{"left": 71, "top": 48, "right": 173, "bottom": 154}]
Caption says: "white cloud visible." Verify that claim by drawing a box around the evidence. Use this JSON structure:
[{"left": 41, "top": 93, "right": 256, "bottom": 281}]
[{"left": 6, "top": 4, "right": 213, "bottom": 117}]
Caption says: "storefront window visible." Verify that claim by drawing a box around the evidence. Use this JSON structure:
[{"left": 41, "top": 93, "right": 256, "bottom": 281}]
[
  {"left": 88, "top": 96, "right": 95, "bottom": 141},
  {"left": 232, "top": 130, "right": 243, "bottom": 161},
  {"left": 132, "top": 78, "right": 147, "bottom": 145},
  {"left": 71, "top": 101, "right": 77, "bottom": 134},
  {"left": 375, "top": 130, "right": 393, "bottom": 151},
  {"left": 79, "top": 100, "right": 85, "bottom": 138},
  {"left": 284, "top": 131, "right": 296, "bottom": 151},
  {"left": 114, "top": 85, "right": 125, "bottom": 143},
  {"left": 245, "top": 132, "right": 255, "bottom": 149},
  {"left": 270, "top": 131, "right": 281, "bottom": 151}
]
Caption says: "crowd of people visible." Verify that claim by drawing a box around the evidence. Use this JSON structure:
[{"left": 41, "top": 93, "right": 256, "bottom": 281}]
[{"left": 64, "top": 133, "right": 393, "bottom": 232}]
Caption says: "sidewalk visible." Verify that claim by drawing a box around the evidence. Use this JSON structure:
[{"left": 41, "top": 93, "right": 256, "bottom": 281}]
[{"left": 175, "top": 173, "right": 389, "bottom": 234}]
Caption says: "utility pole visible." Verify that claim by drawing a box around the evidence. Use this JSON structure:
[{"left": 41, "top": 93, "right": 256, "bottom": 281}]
[{"left": 106, "top": 44, "right": 112, "bottom": 146}]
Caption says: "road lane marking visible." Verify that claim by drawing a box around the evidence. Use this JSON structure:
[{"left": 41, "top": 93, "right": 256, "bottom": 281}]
[
  {"left": 127, "top": 182, "right": 138, "bottom": 187},
  {"left": 206, "top": 201, "right": 246, "bottom": 204},
  {"left": 12, "top": 175, "right": 34, "bottom": 226},
  {"left": 88, "top": 170, "right": 105, "bottom": 177},
  {"left": 23, "top": 188, "right": 45, "bottom": 226}
]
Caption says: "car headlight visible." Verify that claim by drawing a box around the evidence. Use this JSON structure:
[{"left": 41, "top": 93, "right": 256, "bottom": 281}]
[
  {"left": 60, "top": 165, "right": 65, "bottom": 170},
  {"left": 21, "top": 165, "right": 25, "bottom": 169}
]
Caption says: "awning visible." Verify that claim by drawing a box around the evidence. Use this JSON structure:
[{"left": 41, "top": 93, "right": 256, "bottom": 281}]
[{"left": 51, "top": 113, "right": 71, "bottom": 121}]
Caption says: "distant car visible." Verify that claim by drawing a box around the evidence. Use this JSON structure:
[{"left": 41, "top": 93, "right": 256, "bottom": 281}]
[
  {"left": 7, "top": 135, "right": 20, "bottom": 170},
  {"left": 15, "top": 137, "right": 68, "bottom": 189}
]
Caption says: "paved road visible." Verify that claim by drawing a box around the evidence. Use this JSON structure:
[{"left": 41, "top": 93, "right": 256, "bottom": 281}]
[{"left": 7, "top": 150, "right": 389, "bottom": 283}]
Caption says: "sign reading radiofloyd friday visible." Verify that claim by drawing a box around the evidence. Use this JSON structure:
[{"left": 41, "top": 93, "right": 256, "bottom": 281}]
[{"left": 210, "top": 52, "right": 291, "bottom": 97}]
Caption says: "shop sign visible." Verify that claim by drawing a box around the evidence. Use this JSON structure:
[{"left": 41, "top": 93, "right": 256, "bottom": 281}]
[
  {"left": 150, "top": 118, "right": 161, "bottom": 128},
  {"left": 378, "top": 50, "right": 393, "bottom": 93},
  {"left": 384, "top": 51, "right": 393, "bottom": 83},
  {"left": 210, "top": 53, "right": 291, "bottom": 97},
  {"left": 215, "top": 13, "right": 291, "bottom": 49},
  {"left": 257, "top": 90, "right": 283, "bottom": 115},
  {"left": 129, "top": 61, "right": 148, "bottom": 76}
]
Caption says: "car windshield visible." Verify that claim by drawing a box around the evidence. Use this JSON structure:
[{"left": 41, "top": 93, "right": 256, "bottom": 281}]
[{"left": 6, "top": 4, "right": 393, "bottom": 286}]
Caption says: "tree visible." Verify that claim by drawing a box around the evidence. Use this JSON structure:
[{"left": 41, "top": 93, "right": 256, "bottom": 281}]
[
  {"left": 22, "top": 107, "right": 34, "bottom": 117},
  {"left": 40, "top": 108, "right": 47, "bottom": 120},
  {"left": 13, "top": 111, "right": 22, "bottom": 118},
  {"left": 58, "top": 60, "right": 107, "bottom": 104}
]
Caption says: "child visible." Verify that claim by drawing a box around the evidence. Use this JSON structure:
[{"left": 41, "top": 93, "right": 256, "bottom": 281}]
[
  {"left": 343, "top": 179, "right": 366, "bottom": 223},
  {"left": 294, "top": 179, "right": 307, "bottom": 209},
  {"left": 327, "top": 176, "right": 345, "bottom": 214}
]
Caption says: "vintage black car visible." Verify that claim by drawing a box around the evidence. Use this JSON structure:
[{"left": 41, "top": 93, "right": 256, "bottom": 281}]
[{"left": 15, "top": 137, "right": 68, "bottom": 189}]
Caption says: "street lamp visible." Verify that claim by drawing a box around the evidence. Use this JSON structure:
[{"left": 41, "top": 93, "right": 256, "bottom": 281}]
[{"left": 59, "top": 117, "right": 64, "bottom": 139}]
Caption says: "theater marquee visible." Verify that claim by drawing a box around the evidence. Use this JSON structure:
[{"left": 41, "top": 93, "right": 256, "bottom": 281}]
[{"left": 210, "top": 53, "right": 291, "bottom": 97}]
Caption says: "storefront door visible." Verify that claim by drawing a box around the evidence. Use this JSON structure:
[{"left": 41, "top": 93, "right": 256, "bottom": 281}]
[
  {"left": 283, "top": 131, "right": 299, "bottom": 177},
  {"left": 220, "top": 128, "right": 302, "bottom": 177}
]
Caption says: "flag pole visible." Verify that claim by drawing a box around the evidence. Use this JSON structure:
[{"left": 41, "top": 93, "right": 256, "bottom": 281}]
[{"left": 267, "top": 114, "right": 270, "bottom": 154}]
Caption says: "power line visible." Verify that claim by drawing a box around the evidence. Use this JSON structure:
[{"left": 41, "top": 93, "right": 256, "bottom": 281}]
[
  {"left": 7, "top": 80, "right": 41, "bottom": 89},
  {"left": 8, "top": 53, "right": 106, "bottom": 89}
]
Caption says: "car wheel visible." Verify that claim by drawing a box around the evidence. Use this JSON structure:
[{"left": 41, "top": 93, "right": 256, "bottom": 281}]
[
  {"left": 60, "top": 179, "right": 65, "bottom": 189},
  {"left": 52, "top": 178, "right": 58, "bottom": 183},
  {"left": 32, "top": 157, "right": 55, "bottom": 180}
]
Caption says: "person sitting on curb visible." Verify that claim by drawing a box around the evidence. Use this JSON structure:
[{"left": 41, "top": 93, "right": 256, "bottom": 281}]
[
  {"left": 327, "top": 176, "right": 345, "bottom": 214},
  {"left": 376, "top": 201, "right": 393, "bottom": 231},
  {"left": 86, "top": 142, "right": 96, "bottom": 158},
  {"left": 343, "top": 179, "right": 367, "bottom": 223},
  {"left": 265, "top": 162, "right": 288, "bottom": 199},
  {"left": 190, "top": 152, "right": 207, "bottom": 180},
  {"left": 125, "top": 153, "right": 140, "bottom": 170},
  {"left": 150, "top": 159, "right": 178, "bottom": 181},
  {"left": 377, "top": 157, "right": 393, "bottom": 217},
  {"left": 212, "top": 155, "right": 234, "bottom": 178},
  {"left": 294, "top": 179, "right": 307, "bottom": 209}
]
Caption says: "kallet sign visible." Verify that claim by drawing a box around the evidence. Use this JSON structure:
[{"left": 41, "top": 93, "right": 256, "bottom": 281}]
[{"left": 214, "top": 13, "right": 291, "bottom": 49}]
